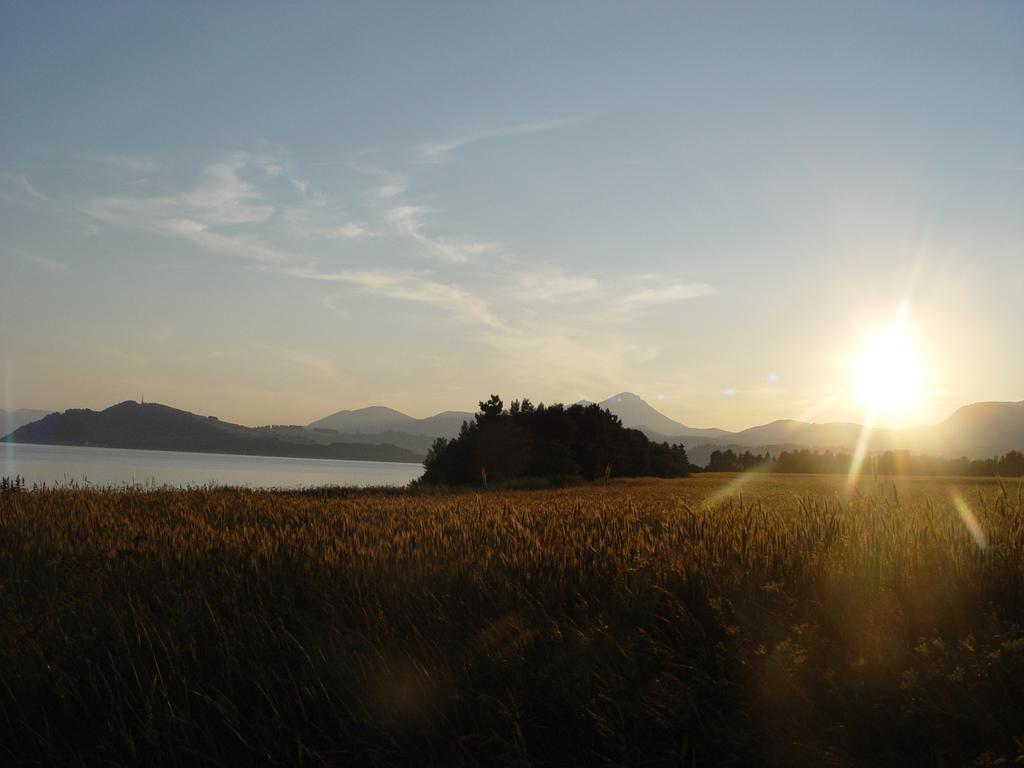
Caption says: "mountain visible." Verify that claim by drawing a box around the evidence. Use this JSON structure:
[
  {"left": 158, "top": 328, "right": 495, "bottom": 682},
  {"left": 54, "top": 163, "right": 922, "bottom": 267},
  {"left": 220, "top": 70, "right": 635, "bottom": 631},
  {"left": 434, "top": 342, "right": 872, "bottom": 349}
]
[
  {"left": 0, "top": 408, "right": 52, "bottom": 436},
  {"left": 599, "top": 393, "right": 874, "bottom": 449},
  {"left": 9, "top": 395, "right": 1020, "bottom": 467},
  {"left": 307, "top": 393, "right": 1024, "bottom": 461},
  {"left": 309, "top": 406, "right": 473, "bottom": 437},
  {"left": 923, "top": 401, "right": 1024, "bottom": 458},
  {"left": 729, "top": 420, "right": 877, "bottom": 448},
  {"left": 601, "top": 394, "right": 1024, "bottom": 460},
  {"left": 649, "top": 419, "right": 877, "bottom": 468},
  {"left": 4, "top": 401, "right": 422, "bottom": 463},
  {"left": 597, "top": 393, "right": 731, "bottom": 438},
  {"left": 419, "top": 411, "right": 476, "bottom": 436},
  {"left": 718, "top": 403, "right": 1024, "bottom": 458},
  {"left": 308, "top": 394, "right": 723, "bottom": 444},
  {"left": 269, "top": 425, "right": 438, "bottom": 456},
  {"left": 307, "top": 406, "right": 412, "bottom": 432}
]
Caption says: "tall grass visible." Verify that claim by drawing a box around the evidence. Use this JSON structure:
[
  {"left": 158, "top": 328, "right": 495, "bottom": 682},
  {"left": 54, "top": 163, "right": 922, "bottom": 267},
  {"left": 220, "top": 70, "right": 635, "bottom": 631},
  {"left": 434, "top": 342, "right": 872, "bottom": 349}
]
[{"left": 1, "top": 475, "right": 1022, "bottom": 766}]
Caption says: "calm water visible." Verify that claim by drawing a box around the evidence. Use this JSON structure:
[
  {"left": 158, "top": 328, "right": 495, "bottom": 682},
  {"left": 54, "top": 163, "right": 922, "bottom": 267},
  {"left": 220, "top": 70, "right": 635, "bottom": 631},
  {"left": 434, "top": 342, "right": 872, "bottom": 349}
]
[{"left": 0, "top": 443, "right": 424, "bottom": 489}]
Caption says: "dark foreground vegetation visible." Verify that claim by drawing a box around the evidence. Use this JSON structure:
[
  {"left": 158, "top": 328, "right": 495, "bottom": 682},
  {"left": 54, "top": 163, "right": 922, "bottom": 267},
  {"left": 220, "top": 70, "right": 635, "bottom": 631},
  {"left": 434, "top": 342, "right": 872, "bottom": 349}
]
[
  {"left": 706, "top": 447, "right": 1024, "bottom": 477},
  {"left": 421, "top": 395, "right": 691, "bottom": 485},
  {"left": 1, "top": 475, "right": 1023, "bottom": 766}
]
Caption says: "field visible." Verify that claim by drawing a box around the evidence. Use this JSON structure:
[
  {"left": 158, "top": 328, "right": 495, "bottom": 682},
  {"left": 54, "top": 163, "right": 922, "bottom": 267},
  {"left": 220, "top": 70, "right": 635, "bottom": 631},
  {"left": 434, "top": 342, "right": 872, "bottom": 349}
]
[{"left": 1, "top": 474, "right": 1023, "bottom": 766}]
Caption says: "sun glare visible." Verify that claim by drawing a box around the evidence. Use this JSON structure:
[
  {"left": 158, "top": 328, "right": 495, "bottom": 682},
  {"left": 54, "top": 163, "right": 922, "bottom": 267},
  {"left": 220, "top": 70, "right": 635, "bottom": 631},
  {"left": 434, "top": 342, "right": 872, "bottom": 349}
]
[{"left": 852, "top": 323, "right": 923, "bottom": 416}]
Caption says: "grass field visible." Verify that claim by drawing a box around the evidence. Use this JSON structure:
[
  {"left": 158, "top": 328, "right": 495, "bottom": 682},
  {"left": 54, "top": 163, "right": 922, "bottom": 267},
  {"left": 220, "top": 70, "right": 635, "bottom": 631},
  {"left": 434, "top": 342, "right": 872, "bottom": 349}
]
[{"left": 1, "top": 474, "right": 1023, "bottom": 766}]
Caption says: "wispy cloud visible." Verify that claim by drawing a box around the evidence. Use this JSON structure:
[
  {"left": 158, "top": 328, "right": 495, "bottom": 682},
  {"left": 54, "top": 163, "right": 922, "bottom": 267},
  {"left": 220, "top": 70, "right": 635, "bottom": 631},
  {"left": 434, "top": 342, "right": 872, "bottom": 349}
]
[
  {"left": 514, "top": 266, "right": 601, "bottom": 304},
  {"left": 157, "top": 218, "right": 294, "bottom": 264},
  {"left": 333, "top": 162, "right": 408, "bottom": 199},
  {"left": 62, "top": 137, "right": 715, "bottom": 394},
  {"left": 278, "top": 181, "right": 378, "bottom": 241},
  {"left": 385, "top": 204, "right": 496, "bottom": 264},
  {"left": 617, "top": 282, "right": 716, "bottom": 310},
  {"left": 72, "top": 147, "right": 715, "bottom": 345},
  {"left": 83, "top": 151, "right": 279, "bottom": 230},
  {"left": 284, "top": 266, "right": 505, "bottom": 329},
  {"left": 511, "top": 266, "right": 712, "bottom": 314},
  {"left": 417, "top": 116, "right": 585, "bottom": 164},
  {"left": 89, "top": 153, "right": 163, "bottom": 174},
  {"left": 248, "top": 342, "right": 343, "bottom": 380},
  {"left": 3, "top": 173, "right": 100, "bottom": 238},
  {"left": 26, "top": 252, "right": 68, "bottom": 272},
  {"left": 372, "top": 170, "right": 409, "bottom": 200},
  {"left": 320, "top": 295, "right": 351, "bottom": 318},
  {"left": 179, "top": 154, "right": 279, "bottom": 225},
  {"left": 13, "top": 248, "right": 68, "bottom": 273},
  {"left": 75, "top": 149, "right": 508, "bottom": 330},
  {"left": 81, "top": 150, "right": 498, "bottom": 266},
  {"left": 1, "top": 172, "right": 55, "bottom": 203},
  {"left": 324, "top": 222, "right": 375, "bottom": 240},
  {"left": 475, "top": 317, "right": 661, "bottom": 400}
]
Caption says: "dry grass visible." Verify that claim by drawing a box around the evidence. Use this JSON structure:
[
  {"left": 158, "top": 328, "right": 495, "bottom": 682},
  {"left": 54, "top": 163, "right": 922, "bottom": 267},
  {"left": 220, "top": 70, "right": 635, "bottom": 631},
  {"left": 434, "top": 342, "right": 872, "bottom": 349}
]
[{"left": 1, "top": 474, "right": 1023, "bottom": 766}]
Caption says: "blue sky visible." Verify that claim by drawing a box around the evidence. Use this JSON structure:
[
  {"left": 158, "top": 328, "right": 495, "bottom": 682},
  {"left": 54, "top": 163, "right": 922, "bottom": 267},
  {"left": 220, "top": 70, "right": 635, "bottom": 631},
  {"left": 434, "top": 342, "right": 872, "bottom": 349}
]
[{"left": 2, "top": 2, "right": 1022, "bottom": 429}]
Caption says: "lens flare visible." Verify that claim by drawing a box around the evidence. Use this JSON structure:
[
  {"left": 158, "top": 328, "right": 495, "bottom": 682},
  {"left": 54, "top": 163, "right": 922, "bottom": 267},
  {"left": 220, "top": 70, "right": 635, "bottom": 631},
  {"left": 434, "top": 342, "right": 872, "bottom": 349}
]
[{"left": 950, "top": 489, "right": 987, "bottom": 550}]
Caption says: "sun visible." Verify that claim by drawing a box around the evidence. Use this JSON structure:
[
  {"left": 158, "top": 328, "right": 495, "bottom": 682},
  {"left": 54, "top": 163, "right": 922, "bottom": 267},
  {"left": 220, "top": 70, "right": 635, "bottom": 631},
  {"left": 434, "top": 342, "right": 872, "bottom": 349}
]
[{"left": 852, "top": 323, "right": 923, "bottom": 416}]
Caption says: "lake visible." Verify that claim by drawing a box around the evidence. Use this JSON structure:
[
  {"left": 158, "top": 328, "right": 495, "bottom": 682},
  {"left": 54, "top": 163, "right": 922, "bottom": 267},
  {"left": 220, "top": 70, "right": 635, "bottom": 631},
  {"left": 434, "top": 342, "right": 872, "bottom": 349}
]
[{"left": 0, "top": 443, "right": 424, "bottom": 489}]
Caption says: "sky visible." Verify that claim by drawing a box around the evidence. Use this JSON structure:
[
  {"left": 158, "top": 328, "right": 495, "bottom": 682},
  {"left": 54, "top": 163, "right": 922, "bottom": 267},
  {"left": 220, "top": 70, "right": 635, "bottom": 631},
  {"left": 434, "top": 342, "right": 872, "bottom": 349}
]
[{"left": 1, "top": 2, "right": 1022, "bottom": 431}]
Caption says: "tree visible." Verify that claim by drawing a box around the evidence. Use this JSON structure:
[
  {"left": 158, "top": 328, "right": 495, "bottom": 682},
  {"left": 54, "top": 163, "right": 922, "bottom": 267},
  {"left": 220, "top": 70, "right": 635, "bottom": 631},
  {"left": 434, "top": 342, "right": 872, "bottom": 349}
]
[
  {"left": 478, "top": 395, "right": 504, "bottom": 419},
  {"left": 419, "top": 395, "right": 691, "bottom": 486}
]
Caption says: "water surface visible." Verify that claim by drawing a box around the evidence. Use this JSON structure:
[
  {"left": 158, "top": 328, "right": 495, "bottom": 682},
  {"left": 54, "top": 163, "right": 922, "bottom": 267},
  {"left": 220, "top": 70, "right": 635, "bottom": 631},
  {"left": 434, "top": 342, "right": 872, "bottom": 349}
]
[{"left": 0, "top": 443, "right": 423, "bottom": 489}]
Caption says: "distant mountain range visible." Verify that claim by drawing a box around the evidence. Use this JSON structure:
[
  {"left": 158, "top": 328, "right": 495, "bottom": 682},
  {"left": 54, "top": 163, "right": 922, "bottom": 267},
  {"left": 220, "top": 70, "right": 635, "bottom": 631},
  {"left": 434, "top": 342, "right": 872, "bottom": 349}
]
[
  {"left": 2, "top": 402, "right": 421, "bottom": 463},
  {"left": 4, "top": 393, "right": 1022, "bottom": 467},
  {"left": 630, "top": 395, "right": 1024, "bottom": 466},
  {"left": 303, "top": 392, "right": 1024, "bottom": 463}
]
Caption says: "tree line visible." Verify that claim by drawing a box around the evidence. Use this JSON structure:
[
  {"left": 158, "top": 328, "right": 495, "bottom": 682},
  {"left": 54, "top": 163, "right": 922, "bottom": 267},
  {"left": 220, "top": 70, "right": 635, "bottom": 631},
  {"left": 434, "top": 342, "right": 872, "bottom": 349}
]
[
  {"left": 420, "top": 395, "right": 692, "bottom": 486},
  {"left": 705, "top": 447, "right": 1024, "bottom": 477}
]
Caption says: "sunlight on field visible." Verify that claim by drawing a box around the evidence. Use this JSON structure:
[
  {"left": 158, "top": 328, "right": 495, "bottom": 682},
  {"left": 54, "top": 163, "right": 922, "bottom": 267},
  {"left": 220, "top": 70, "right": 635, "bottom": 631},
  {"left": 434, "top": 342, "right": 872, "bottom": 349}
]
[{"left": 1, "top": 474, "right": 1022, "bottom": 766}]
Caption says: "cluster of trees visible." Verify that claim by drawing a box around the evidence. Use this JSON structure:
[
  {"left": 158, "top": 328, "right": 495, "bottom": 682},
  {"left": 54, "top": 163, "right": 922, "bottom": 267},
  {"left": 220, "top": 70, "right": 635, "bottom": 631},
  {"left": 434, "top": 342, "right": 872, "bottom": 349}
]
[
  {"left": 707, "top": 449, "right": 772, "bottom": 472},
  {"left": 873, "top": 449, "right": 1024, "bottom": 477},
  {"left": 420, "top": 395, "right": 692, "bottom": 486},
  {"left": 704, "top": 448, "right": 1024, "bottom": 477},
  {"left": 706, "top": 448, "right": 853, "bottom": 474}
]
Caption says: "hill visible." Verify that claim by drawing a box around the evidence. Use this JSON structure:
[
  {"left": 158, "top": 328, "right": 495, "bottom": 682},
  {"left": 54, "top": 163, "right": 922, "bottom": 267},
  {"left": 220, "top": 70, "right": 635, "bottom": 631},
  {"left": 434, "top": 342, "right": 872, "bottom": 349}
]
[
  {"left": 260, "top": 425, "right": 438, "bottom": 457},
  {"left": 0, "top": 408, "right": 52, "bottom": 435},
  {"left": 3, "top": 401, "right": 421, "bottom": 463},
  {"left": 309, "top": 406, "right": 472, "bottom": 437},
  {"left": 923, "top": 400, "right": 1024, "bottom": 458}
]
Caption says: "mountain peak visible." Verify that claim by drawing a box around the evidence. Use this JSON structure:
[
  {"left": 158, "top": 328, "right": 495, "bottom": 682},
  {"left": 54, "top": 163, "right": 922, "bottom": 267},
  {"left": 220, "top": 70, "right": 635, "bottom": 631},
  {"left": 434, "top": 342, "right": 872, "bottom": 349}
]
[
  {"left": 605, "top": 391, "right": 644, "bottom": 402},
  {"left": 596, "top": 392, "right": 691, "bottom": 434},
  {"left": 349, "top": 406, "right": 410, "bottom": 418},
  {"left": 591, "top": 393, "right": 733, "bottom": 440}
]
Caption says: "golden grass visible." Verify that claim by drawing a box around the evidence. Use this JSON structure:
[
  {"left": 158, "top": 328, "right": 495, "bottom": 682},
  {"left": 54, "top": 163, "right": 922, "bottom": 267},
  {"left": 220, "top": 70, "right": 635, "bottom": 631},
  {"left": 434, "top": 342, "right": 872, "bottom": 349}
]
[{"left": 1, "top": 474, "right": 1022, "bottom": 766}]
